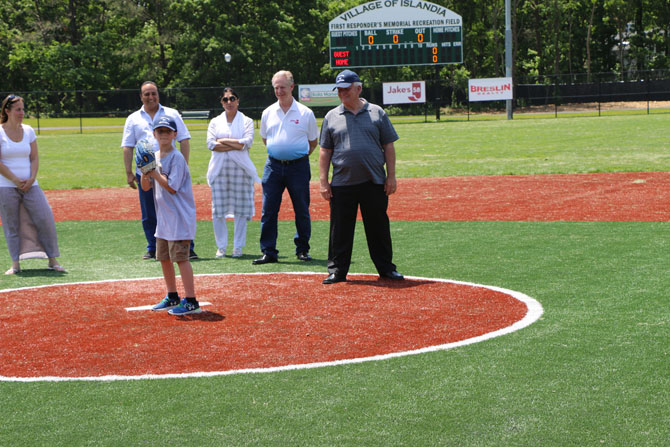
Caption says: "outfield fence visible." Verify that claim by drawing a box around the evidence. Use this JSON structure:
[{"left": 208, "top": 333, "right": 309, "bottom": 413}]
[{"left": 3, "top": 69, "right": 670, "bottom": 133}]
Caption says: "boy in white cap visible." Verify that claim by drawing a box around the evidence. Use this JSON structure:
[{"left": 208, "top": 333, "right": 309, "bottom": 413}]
[{"left": 141, "top": 116, "right": 201, "bottom": 315}]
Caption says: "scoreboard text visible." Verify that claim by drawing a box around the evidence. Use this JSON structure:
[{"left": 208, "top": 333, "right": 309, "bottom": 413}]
[
  {"left": 330, "top": 25, "right": 462, "bottom": 68},
  {"left": 328, "top": 1, "right": 463, "bottom": 69}
]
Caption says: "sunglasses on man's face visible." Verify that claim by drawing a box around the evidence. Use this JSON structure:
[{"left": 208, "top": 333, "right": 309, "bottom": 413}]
[{"left": 222, "top": 96, "right": 237, "bottom": 103}]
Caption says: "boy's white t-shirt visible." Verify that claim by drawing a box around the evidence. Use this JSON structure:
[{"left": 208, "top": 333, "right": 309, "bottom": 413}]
[{"left": 152, "top": 149, "right": 196, "bottom": 241}]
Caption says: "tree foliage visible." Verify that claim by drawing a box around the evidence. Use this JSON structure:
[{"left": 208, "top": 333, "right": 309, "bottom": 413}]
[{"left": 1, "top": 0, "right": 669, "bottom": 93}]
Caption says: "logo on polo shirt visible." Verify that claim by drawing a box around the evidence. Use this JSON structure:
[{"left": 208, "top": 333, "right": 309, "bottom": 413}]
[{"left": 290, "top": 119, "right": 300, "bottom": 125}]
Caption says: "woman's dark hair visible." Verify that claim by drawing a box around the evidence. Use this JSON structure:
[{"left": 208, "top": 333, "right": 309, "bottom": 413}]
[
  {"left": 221, "top": 87, "right": 239, "bottom": 100},
  {"left": 1, "top": 95, "right": 23, "bottom": 124}
]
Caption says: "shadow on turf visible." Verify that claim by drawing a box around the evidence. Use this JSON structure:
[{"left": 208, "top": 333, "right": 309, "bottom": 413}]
[
  {"left": 174, "top": 311, "right": 225, "bottom": 322},
  {"left": 344, "top": 278, "right": 432, "bottom": 289},
  {"left": 4, "top": 268, "right": 68, "bottom": 278},
  {"left": 191, "top": 254, "right": 328, "bottom": 268}
]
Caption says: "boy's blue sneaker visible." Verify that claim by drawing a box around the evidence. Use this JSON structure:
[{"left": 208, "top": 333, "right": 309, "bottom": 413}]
[
  {"left": 168, "top": 298, "right": 202, "bottom": 315},
  {"left": 152, "top": 295, "right": 180, "bottom": 311}
]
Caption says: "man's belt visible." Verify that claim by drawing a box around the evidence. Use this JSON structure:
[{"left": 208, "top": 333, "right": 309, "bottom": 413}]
[{"left": 269, "top": 155, "right": 308, "bottom": 165}]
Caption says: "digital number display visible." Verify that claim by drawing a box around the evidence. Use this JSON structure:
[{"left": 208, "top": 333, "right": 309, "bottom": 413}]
[{"left": 329, "top": 26, "right": 462, "bottom": 68}]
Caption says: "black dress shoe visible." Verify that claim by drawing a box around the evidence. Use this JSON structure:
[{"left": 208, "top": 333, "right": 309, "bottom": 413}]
[
  {"left": 252, "top": 254, "right": 278, "bottom": 265},
  {"left": 322, "top": 273, "right": 346, "bottom": 284},
  {"left": 297, "top": 252, "right": 312, "bottom": 261},
  {"left": 380, "top": 270, "right": 404, "bottom": 280}
]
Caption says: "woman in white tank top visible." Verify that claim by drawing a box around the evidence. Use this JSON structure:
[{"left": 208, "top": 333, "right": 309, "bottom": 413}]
[{"left": 0, "top": 95, "right": 65, "bottom": 275}]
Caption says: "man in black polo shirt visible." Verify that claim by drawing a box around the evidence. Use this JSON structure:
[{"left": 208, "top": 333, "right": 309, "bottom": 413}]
[{"left": 318, "top": 70, "right": 404, "bottom": 284}]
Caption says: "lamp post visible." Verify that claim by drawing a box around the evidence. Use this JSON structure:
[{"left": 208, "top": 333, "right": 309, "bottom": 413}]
[
  {"left": 505, "top": 0, "right": 513, "bottom": 120},
  {"left": 224, "top": 53, "right": 232, "bottom": 88}
]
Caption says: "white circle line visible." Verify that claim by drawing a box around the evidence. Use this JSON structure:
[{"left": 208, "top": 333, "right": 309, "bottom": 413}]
[{"left": 0, "top": 272, "right": 543, "bottom": 382}]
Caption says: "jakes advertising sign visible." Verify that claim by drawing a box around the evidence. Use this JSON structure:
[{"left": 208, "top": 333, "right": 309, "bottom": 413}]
[{"left": 382, "top": 81, "right": 426, "bottom": 105}]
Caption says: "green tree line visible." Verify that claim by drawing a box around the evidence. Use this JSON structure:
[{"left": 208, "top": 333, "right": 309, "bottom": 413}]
[{"left": 1, "top": 0, "right": 669, "bottom": 93}]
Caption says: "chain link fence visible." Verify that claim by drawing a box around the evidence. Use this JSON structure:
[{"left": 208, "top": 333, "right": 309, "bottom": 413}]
[{"left": 3, "top": 69, "right": 670, "bottom": 132}]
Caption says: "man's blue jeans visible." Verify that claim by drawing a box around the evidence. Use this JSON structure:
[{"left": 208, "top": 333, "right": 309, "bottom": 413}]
[
  {"left": 137, "top": 173, "right": 157, "bottom": 252},
  {"left": 259, "top": 156, "right": 311, "bottom": 257}
]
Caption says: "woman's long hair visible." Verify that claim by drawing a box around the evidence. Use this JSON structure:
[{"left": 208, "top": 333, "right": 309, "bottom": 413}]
[{"left": 1, "top": 95, "right": 22, "bottom": 124}]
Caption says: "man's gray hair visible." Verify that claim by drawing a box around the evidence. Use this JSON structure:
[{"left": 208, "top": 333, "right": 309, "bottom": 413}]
[{"left": 272, "top": 70, "right": 294, "bottom": 85}]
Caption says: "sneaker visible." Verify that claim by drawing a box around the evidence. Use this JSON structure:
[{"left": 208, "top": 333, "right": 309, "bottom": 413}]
[
  {"left": 232, "top": 248, "right": 243, "bottom": 258},
  {"left": 168, "top": 298, "right": 202, "bottom": 315},
  {"left": 189, "top": 249, "right": 199, "bottom": 260},
  {"left": 143, "top": 250, "right": 156, "bottom": 260},
  {"left": 152, "top": 295, "right": 180, "bottom": 311},
  {"left": 216, "top": 248, "right": 226, "bottom": 258}
]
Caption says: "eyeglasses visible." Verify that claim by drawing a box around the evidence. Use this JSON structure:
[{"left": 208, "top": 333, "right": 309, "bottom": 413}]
[{"left": 222, "top": 96, "right": 237, "bottom": 103}]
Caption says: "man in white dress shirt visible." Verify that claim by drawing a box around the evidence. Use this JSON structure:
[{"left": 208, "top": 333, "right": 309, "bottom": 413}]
[{"left": 121, "top": 81, "right": 197, "bottom": 260}]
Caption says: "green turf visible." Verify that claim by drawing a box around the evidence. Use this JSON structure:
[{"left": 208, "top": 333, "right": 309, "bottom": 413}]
[
  {"left": 394, "top": 114, "right": 670, "bottom": 177},
  {"left": 24, "top": 117, "right": 210, "bottom": 134},
  {"left": 1, "top": 221, "right": 669, "bottom": 446},
  {"left": 32, "top": 113, "right": 670, "bottom": 190},
  {"left": 2, "top": 113, "right": 670, "bottom": 445}
]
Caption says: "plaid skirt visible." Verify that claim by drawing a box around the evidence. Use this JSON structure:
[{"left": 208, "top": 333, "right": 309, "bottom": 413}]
[{"left": 210, "top": 157, "right": 255, "bottom": 219}]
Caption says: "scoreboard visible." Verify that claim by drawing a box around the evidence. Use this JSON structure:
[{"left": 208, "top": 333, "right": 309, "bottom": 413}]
[
  {"left": 330, "top": 26, "right": 462, "bottom": 68},
  {"left": 329, "top": 1, "right": 463, "bottom": 69}
]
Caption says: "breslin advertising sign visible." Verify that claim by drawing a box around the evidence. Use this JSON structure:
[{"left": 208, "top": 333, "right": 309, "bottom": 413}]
[
  {"left": 468, "top": 77, "right": 513, "bottom": 102},
  {"left": 383, "top": 81, "right": 426, "bottom": 104}
]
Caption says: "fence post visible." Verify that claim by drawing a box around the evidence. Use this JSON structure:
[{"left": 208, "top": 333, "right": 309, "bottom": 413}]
[
  {"left": 36, "top": 98, "right": 41, "bottom": 135},
  {"left": 646, "top": 76, "right": 650, "bottom": 114},
  {"left": 598, "top": 79, "right": 601, "bottom": 117},
  {"left": 78, "top": 90, "right": 83, "bottom": 134},
  {"left": 554, "top": 77, "right": 558, "bottom": 118}
]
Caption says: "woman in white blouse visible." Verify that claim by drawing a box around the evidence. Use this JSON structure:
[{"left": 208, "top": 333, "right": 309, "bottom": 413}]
[
  {"left": 0, "top": 95, "right": 65, "bottom": 274},
  {"left": 206, "top": 88, "right": 260, "bottom": 258}
]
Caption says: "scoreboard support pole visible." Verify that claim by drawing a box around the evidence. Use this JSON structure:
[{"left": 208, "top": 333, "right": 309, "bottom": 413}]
[
  {"left": 505, "top": 0, "right": 514, "bottom": 120},
  {"left": 435, "top": 65, "right": 441, "bottom": 121}
]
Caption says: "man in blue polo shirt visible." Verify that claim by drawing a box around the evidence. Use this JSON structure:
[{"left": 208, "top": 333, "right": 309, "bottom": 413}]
[{"left": 253, "top": 70, "right": 318, "bottom": 265}]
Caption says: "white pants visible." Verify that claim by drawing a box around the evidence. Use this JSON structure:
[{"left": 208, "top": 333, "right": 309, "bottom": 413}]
[{"left": 213, "top": 216, "right": 248, "bottom": 250}]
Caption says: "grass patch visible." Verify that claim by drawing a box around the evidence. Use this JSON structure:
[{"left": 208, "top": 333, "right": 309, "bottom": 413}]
[
  {"left": 33, "top": 113, "right": 670, "bottom": 190},
  {"left": 2, "top": 111, "right": 669, "bottom": 445},
  {"left": 1, "top": 221, "right": 669, "bottom": 445}
]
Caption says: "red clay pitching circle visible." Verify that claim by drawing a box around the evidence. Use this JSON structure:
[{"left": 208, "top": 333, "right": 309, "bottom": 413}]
[{"left": 0, "top": 273, "right": 542, "bottom": 382}]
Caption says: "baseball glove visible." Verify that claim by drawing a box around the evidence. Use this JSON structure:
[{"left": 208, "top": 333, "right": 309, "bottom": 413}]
[{"left": 134, "top": 139, "right": 156, "bottom": 174}]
